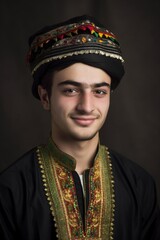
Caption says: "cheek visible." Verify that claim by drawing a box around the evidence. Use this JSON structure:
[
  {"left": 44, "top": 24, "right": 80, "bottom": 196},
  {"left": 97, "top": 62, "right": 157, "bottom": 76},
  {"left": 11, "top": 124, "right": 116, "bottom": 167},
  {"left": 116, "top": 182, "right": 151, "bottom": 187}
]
[
  {"left": 50, "top": 97, "right": 76, "bottom": 117},
  {"left": 59, "top": 97, "right": 78, "bottom": 110},
  {"left": 99, "top": 98, "right": 110, "bottom": 114}
]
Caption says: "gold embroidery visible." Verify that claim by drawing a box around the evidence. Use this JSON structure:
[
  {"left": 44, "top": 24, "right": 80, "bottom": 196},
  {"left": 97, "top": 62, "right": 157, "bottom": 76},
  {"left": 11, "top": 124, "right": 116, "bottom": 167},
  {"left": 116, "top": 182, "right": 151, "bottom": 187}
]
[{"left": 37, "top": 141, "right": 115, "bottom": 239}]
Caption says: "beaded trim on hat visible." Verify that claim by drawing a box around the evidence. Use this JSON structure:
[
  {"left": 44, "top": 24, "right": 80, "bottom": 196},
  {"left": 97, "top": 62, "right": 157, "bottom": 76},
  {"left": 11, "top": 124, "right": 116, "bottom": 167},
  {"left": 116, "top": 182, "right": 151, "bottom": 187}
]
[{"left": 27, "top": 19, "right": 124, "bottom": 75}]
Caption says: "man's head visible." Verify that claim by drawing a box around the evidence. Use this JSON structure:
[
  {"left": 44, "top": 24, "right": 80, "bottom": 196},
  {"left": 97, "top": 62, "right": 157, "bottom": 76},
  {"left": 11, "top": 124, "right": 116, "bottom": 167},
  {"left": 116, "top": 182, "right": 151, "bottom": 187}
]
[
  {"left": 27, "top": 15, "right": 125, "bottom": 142},
  {"left": 27, "top": 15, "right": 125, "bottom": 99}
]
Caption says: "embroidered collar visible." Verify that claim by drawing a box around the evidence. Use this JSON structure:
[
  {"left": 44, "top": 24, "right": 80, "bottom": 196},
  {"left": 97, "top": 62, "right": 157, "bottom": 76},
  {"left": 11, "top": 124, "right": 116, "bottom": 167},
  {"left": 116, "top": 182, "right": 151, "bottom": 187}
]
[
  {"left": 47, "top": 137, "right": 101, "bottom": 172},
  {"left": 37, "top": 139, "right": 115, "bottom": 239}
]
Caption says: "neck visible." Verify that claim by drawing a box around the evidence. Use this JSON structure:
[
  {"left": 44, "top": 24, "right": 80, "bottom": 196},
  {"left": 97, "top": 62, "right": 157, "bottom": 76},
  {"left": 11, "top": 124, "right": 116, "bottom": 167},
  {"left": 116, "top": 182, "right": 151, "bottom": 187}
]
[{"left": 51, "top": 133, "right": 99, "bottom": 174}]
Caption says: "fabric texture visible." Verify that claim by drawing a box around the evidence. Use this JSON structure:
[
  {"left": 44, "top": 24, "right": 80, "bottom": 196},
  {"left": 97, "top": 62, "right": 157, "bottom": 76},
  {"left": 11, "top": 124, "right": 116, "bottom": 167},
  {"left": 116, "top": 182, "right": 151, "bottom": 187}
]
[{"left": 0, "top": 143, "right": 160, "bottom": 240}]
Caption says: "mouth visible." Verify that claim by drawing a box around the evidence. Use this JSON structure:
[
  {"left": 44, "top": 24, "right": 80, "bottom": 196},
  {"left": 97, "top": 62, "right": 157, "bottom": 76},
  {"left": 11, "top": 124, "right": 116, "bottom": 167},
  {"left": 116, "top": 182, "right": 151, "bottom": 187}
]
[{"left": 71, "top": 116, "right": 97, "bottom": 126}]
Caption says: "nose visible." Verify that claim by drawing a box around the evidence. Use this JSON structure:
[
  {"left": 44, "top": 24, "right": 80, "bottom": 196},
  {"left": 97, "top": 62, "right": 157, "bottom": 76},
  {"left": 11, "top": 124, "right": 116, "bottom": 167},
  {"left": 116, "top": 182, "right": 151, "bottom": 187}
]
[{"left": 76, "top": 92, "right": 95, "bottom": 113}]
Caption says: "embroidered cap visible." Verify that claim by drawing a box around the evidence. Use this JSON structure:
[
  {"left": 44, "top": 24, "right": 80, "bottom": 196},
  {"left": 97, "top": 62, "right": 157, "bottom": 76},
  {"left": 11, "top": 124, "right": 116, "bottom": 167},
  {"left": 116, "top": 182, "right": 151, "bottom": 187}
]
[{"left": 27, "top": 15, "right": 125, "bottom": 99}]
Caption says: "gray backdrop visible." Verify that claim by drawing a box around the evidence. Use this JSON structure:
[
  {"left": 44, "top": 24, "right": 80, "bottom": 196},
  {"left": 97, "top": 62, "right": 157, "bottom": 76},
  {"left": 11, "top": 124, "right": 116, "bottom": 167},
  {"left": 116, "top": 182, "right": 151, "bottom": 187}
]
[{"left": 1, "top": 0, "right": 160, "bottom": 204}]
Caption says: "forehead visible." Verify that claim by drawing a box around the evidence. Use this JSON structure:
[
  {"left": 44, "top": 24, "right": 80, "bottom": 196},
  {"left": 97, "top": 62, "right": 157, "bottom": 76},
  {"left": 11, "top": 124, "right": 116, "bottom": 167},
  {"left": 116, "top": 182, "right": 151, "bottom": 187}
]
[{"left": 52, "top": 63, "right": 111, "bottom": 86}]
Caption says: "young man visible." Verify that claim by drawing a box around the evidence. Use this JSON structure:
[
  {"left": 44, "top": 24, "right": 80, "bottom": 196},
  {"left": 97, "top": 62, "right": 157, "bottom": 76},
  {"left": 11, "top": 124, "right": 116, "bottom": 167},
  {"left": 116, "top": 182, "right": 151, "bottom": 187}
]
[{"left": 0, "top": 15, "right": 160, "bottom": 240}]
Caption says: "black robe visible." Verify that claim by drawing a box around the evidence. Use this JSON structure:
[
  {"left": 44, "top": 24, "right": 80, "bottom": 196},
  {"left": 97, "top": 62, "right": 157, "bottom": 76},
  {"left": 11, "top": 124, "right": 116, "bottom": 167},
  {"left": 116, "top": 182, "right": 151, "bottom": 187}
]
[{"left": 0, "top": 145, "right": 160, "bottom": 240}]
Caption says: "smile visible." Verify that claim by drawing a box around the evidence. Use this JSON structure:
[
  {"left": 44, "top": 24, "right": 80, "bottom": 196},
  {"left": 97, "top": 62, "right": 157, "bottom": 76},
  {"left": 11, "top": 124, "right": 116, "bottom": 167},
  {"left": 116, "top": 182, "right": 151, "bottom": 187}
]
[{"left": 71, "top": 117, "right": 97, "bottom": 126}]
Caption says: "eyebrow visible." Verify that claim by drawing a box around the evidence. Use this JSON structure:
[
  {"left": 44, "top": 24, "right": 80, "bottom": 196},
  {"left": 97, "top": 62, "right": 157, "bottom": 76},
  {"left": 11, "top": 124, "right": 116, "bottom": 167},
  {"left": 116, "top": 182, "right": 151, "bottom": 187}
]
[{"left": 58, "top": 80, "right": 111, "bottom": 88}]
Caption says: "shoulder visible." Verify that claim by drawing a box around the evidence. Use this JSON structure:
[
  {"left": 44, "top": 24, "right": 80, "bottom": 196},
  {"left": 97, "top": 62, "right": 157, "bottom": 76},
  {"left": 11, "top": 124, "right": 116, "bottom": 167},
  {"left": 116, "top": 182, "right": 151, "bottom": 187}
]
[
  {"left": 0, "top": 147, "right": 38, "bottom": 189},
  {"left": 0, "top": 147, "right": 42, "bottom": 214},
  {"left": 108, "top": 148, "right": 158, "bottom": 209},
  {"left": 109, "top": 148, "right": 154, "bottom": 184},
  {"left": 106, "top": 150, "right": 160, "bottom": 238}
]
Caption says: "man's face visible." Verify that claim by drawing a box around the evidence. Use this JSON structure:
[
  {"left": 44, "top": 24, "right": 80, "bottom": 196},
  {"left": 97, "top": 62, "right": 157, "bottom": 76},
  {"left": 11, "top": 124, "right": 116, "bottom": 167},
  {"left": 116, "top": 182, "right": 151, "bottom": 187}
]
[{"left": 39, "top": 63, "right": 111, "bottom": 142}]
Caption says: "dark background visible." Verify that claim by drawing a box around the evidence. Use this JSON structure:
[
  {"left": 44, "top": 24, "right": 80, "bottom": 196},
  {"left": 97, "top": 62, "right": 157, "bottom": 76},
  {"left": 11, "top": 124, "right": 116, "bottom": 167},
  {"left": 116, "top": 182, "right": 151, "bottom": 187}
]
[{"left": 1, "top": 0, "right": 160, "bottom": 204}]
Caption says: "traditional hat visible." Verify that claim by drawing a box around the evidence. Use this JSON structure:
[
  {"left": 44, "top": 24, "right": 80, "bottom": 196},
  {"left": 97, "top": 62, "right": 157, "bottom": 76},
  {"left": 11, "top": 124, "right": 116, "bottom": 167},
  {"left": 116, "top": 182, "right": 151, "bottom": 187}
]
[{"left": 27, "top": 15, "right": 125, "bottom": 99}]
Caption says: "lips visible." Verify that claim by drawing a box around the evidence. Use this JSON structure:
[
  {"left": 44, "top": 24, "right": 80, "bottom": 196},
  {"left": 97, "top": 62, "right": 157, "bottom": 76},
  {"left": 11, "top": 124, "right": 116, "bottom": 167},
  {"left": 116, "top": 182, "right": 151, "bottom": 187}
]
[{"left": 71, "top": 116, "right": 98, "bottom": 126}]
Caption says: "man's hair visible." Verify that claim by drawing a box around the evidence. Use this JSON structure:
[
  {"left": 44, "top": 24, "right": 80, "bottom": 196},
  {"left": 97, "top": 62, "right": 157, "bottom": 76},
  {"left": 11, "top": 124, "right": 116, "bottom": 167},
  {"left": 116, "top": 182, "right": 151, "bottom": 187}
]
[
  {"left": 40, "top": 70, "right": 53, "bottom": 98},
  {"left": 39, "top": 65, "right": 66, "bottom": 98}
]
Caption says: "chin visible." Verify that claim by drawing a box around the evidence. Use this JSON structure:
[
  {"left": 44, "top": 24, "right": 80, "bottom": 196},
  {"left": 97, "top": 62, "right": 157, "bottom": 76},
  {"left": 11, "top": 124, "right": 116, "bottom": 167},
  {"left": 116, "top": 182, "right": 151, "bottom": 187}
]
[{"left": 70, "top": 132, "right": 98, "bottom": 141}]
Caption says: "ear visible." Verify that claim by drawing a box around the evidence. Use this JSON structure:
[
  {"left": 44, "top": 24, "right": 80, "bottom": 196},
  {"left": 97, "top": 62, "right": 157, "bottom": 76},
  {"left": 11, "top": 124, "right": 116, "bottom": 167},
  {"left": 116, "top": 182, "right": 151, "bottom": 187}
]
[{"left": 38, "top": 85, "right": 50, "bottom": 110}]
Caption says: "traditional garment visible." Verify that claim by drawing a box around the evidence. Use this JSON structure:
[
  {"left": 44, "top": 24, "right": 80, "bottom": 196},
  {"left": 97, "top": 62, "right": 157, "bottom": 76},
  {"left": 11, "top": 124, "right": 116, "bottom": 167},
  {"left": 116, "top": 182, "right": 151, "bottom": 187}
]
[{"left": 0, "top": 139, "right": 160, "bottom": 240}]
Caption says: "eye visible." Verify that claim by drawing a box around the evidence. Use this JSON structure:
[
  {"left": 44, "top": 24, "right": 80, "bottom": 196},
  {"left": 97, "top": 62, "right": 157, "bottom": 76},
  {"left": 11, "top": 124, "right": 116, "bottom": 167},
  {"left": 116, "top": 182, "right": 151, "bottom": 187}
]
[
  {"left": 62, "top": 88, "right": 79, "bottom": 96},
  {"left": 93, "top": 89, "right": 107, "bottom": 97}
]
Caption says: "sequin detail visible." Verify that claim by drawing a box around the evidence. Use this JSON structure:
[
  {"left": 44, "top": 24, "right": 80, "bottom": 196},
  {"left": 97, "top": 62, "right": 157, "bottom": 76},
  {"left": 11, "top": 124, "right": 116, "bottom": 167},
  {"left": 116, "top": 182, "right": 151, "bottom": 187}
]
[{"left": 27, "top": 19, "right": 124, "bottom": 76}]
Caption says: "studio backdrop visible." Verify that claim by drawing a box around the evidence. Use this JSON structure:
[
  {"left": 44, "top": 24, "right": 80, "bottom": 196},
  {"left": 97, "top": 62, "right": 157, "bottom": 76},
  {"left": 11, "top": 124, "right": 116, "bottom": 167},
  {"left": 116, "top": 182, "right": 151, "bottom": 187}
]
[{"left": 1, "top": 0, "right": 160, "bottom": 203}]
